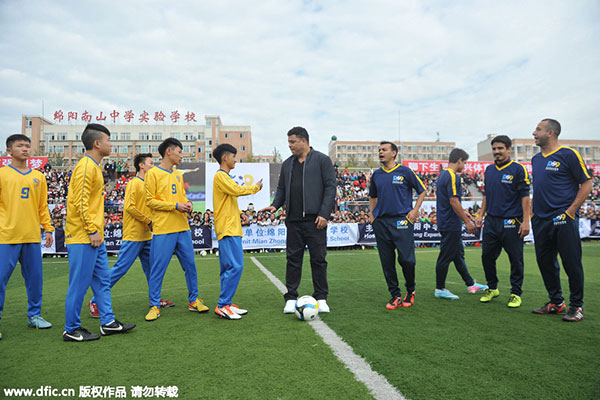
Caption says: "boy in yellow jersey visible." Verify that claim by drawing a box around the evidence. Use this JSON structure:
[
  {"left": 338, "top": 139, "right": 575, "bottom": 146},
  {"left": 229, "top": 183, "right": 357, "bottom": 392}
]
[
  {"left": 212, "top": 144, "right": 262, "bottom": 320},
  {"left": 0, "top": 134, "right": 54, "bottom": 340},
  {"left": 63, "top": 124, "right": 135, "bottom": 342},
  {"left": 145, "top": 138, "right": 208, "bottom": 321},
  {"left": 87, "top": 154, "right": 174, "bottom": 318}
]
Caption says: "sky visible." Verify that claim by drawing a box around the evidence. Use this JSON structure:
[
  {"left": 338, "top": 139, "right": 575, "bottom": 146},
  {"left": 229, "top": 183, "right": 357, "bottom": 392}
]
[{"left": 1, "top": 0, "right": 599, "bottom": 159}]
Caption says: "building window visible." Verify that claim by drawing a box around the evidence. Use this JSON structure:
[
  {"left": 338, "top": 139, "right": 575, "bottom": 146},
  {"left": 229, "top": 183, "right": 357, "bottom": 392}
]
[
  {"left": 198, "top": 132, "right": 204, "bottom": 140},
  {"left": 26, "top": 118, "right": 32, "bottom": 128},
  {"left": 152, "top": 132, "right": 162, "bottom": 141},
  {"left": 183, "top": 145, "right": 191, "bottom": 153},
  {"left": 241, "top": 145, "right": 246, "bottom": 151},
  {"left": 198, "top": 146, "right": 204, "bottom": 153},
  {"left": 150, "top": 145, "right": 158, "bottom": 153},
  {"left": 140, "top": 132, "right": 150, "bottom": 141},
  {"left": 121, "top": 132, "right": 131, "bottom": 141},
  {"left": 172, "top": 132, "right": 180, "bottom": 139},
  {"left": 75, "top": 134, "right": 80, "bottom": 141},
  {"left": 206, "top": 120, "right": 212, "bottom": 128},
  {"left": 141, "top": 145, "right": 149, "bottom": 153},
  {"left": 240, "top": 133, "right": 245, "bottom": 138},
  {"left": 184, "top": 132, "right": 194, "bottom": 141},
  {"left": 112, "top": 132, "right": 119, "bottom": 141},
  {"left": 112, "top": 146, "right": 119, "bottom": 154},
  {"left": 225, "top": 132, "right": 230, "bottom": 139},
  {"left": 57, "top": 133, "right": 68, "bottom": 140},
  {"left": 120, "top": 146, "right": 127, "bottom": 154}
]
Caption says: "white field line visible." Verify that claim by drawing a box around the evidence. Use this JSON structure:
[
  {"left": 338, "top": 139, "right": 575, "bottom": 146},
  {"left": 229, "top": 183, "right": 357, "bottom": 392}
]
[{"left": 250, "top": 256, "right": 405, "bottom": 400}]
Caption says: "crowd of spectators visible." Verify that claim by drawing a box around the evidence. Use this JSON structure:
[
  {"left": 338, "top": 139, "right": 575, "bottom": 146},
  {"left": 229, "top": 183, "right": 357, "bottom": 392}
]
[{"left": 40, "top": 164, "right": 600, "bottom": 230}]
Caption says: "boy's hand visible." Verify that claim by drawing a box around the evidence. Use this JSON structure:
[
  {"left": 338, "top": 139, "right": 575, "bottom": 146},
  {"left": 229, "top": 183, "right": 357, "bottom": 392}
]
[
  {"left": 44, "top": 232, "right": 53, "bottom": 248},
  {"left": 89, "top": 232, "right": 102, "bottom": 248}
]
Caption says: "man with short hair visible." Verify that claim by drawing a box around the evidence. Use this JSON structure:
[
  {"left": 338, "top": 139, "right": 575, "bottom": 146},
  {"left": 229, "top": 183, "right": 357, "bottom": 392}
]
[
  {"left": 212, "top": 144, "right": 262, "bottom": 320},
  {"left": 144, "top": 138, "right": 209, "bottom": 321},
  {"left": 87, "top": 154, "right": 173, "bottom": 318},
  {"left": 64, "top": 124, "right": 135, "bottom": 342},
  {"left": 369, "top": 141, "right": 426, "bottom": 309},
  {"left": 476, "top": 136, "right": 531, "bottom": 308},
  {"left": 260, "top": 127, "right": 336, "bottom": 313},
  {"left": 434, "top": 148, "right": 488, "bottom": 299},
  {"left": 0, "top": 134, "right": 54, "bottom": 340},
  {"left": 531, "top": 119, "right": 592, "bottom": 322}
]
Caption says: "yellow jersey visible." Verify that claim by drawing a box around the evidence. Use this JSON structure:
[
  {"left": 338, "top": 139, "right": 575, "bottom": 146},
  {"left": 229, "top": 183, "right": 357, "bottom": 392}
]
[
  {"left": 65, "top": 155, "right": 105, "bottom": 244},
  {"left": 213, "top": 169, "right": 260, "bottom": 240},
  {"left": 123, "top": 176, "right": 152, "bottom": 242},
  {"left": 0, "top": 165, "right": 53, "bottom": 244},
  {"left": 145, "top": 166, "right": 190, "bottom": 235}
]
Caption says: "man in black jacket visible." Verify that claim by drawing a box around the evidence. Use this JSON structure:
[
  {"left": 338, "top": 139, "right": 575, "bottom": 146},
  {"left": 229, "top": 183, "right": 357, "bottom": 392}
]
[{"left": 261, "top": 127, "right": 336, "bottom": 313}]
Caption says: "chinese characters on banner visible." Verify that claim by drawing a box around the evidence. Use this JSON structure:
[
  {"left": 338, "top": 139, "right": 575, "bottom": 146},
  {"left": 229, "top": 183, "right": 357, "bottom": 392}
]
[
  {"left": 0, "top": 157, "right": 48, "bottom": 169},
  {"left": 402, "top": 160, "right": 536, "bottom": 174},
  {"left": 53, "top": 110, "right": 200, "bottom": 124}
]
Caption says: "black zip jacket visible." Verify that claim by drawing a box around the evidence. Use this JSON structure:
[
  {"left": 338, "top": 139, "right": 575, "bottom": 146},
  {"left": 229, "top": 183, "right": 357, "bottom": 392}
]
[{"left": 271, "top": 148, "right": 336, "bottom": 220}]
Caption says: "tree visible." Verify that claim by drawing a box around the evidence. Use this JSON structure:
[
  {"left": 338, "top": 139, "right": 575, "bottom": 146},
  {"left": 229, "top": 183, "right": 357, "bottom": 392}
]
[
  {"left": 272, "top": 147, "right": 282, "bottom": 163},
  {"left": 244, "top": 152, "right": 257, "bottom": 162}
]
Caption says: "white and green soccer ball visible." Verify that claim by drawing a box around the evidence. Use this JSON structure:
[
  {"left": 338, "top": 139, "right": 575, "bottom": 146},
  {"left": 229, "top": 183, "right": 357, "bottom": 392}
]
[
  {"left": 295, "top": 295, "right": 319, "bottom": 321},
  {"left": 200, "top": 250, "right": 207, "bottom": 257}
]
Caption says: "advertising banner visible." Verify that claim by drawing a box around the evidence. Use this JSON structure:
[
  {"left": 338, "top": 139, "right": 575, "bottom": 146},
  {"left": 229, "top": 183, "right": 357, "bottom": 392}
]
[{"left": 205, "top": 163, "right": 270, "bottom": 211}]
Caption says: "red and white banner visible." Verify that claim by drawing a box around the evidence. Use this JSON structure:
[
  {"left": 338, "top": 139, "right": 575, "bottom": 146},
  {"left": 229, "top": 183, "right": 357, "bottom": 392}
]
[
  {"left": 402, "top": 160, "right": 600, "bottom": 176},
  {"left": 0, "top": 157, "right": 48, "bottom": 169}
]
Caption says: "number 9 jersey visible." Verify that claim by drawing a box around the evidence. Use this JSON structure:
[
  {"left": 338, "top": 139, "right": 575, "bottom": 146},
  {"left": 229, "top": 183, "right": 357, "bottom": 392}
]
[
  {"left": 145, "top": 166, "right": 191, "bottom": 235},
  {"left": 0, "top": 165, "right": 54, "bottom": 244}
]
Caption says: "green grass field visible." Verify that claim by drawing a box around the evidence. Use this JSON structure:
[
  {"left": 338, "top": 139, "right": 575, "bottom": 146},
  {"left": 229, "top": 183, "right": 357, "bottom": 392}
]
[{"left": 2, "top": 243, "right": 599, "bottom": 400}]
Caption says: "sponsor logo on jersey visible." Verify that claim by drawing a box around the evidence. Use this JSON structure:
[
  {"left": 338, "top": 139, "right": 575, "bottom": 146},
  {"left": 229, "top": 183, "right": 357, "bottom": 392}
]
[
  {"left": 503, "top": 218, "right": 517, "bottom": 228},
  {"left": 392, "top": 175, "right": 405, "bottom": 185},
  {"left": 553, "top": 213, "right": 567, "bottom": 225},
  {"left": 396, "top": 219, "right": 409, "bottom": 229},
  {"left": 545, "top": 160, "right": 560, "bottom": 171},
  {"left": 501, "top": 174, "right": 514, "bottom": 184},
  {"left": 176, "top": 175, "right": 181, "bottom": 182},
  {"left": 33, "top": 177, "right": 40, "bottom": 187}
]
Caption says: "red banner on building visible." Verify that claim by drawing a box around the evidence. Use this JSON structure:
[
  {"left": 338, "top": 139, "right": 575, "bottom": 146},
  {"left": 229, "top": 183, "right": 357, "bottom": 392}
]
[
  {"left": 402, "top": 160, "right": 600, "bottom": 176},
  {"left": 0, "top": 157, "right": 49, "bottom": 169}
]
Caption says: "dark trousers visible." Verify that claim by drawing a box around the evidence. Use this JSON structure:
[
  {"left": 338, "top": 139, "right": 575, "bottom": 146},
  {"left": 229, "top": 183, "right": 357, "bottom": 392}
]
[
  {"left": 532, "top": 215, "right": 584, "bottom": 307},
  {"left": 435, "top": 231, "right": 475, "bottom": 289},
  {"left": 481, "top": 216, "right": 524, "bottom": 295},
  {"left": 284, "top": 220, "right": 328, "bottom": 301},
  {"left": 372, "top": 216, "right": 416, "bottom": 298}
]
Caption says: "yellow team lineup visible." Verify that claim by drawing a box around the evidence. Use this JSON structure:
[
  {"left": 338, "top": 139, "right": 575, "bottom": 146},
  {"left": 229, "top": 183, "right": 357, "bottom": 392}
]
[{"left": 0, "top": 118, "right": 591, "bottom": 341}]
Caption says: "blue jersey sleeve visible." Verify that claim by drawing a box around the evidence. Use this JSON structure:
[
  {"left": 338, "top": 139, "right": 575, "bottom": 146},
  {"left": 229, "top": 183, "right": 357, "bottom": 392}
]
[
  {"left": 409, "top": 169, "right": 426, "bottom": 195},
  {"left": 369, "top": 173, "right": 377, "bottom": 198},
  {"left": 567, "top": 149, "right": 591, "bottom": 184},
  {"left": 446, "top": 171, "right": 458, "bottom": 198}
]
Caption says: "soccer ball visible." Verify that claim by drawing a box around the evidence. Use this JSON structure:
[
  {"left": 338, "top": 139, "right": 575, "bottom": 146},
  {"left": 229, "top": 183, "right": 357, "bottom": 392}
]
[
  {"left": 295, "top": 295, "right": 319, "bottom": 321},
  {"left": 200, "top": 250, "right": 207, "bottom": 257}
]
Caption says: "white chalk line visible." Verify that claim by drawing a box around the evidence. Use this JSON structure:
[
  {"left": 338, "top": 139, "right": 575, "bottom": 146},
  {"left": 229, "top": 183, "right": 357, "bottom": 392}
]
[{"left": 250, "top": 256, "right": 405, "bottom": 400}]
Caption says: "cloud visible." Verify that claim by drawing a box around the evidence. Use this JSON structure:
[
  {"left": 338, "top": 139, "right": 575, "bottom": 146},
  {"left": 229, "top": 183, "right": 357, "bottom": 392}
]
[{"left": 1, "top": 0, "right": 599, "bottom": 160}]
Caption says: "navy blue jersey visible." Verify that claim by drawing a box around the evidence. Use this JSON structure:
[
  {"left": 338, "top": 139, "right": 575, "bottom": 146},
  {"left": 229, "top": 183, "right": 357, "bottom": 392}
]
[
  {"left": 532, "top": 146, "right": 590, "bottom": 218},
  {"left": 436, "top": 168, "right": 462, "bottom": 231},
  {"left": 483, "top": 159, "right": 530, "bottom": 218},
  {"left": 369, "top": 164, "right": 426, "bottom": 217}
]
